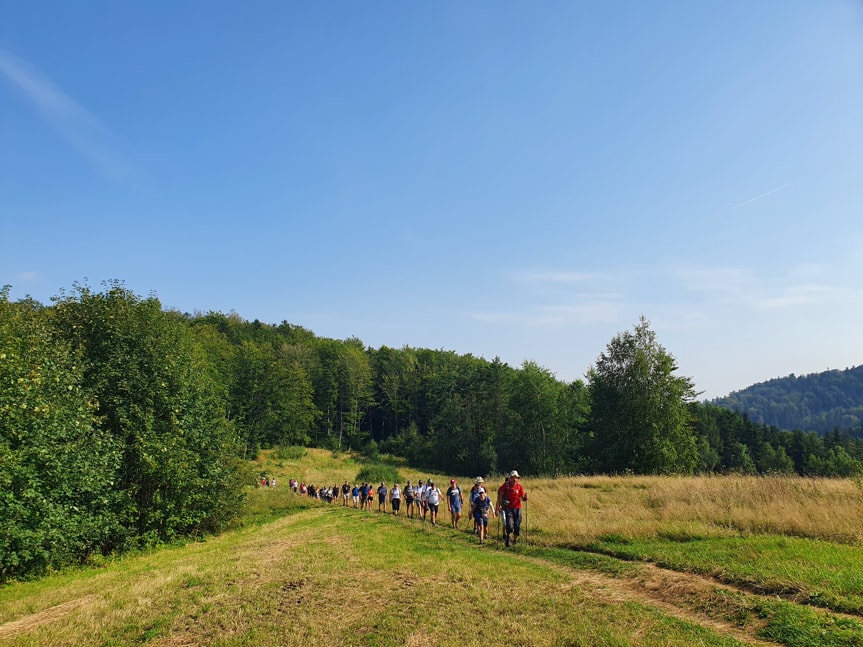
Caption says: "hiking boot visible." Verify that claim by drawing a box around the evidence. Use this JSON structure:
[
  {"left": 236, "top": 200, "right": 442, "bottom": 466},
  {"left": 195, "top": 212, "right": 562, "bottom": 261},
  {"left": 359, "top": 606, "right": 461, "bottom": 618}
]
[{"left": 504, "top": 534, "right": 510, "bottom": 547}]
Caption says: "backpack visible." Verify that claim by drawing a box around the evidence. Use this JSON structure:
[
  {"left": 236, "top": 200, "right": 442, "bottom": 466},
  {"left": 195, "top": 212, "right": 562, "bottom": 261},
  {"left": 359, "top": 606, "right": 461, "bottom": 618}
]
[{"left": 428, "top": 488, "right": 440, "bottom": 505}]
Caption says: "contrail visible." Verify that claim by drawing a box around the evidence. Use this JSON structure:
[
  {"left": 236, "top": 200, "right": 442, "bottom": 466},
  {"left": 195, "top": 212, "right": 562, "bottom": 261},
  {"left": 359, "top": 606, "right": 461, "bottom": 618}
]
[
  {"left": 0, "top": 49, "right": 131, "bottom": 183},
  {"left": 733, "top": 183, "right": 792, "bottom": 209}
]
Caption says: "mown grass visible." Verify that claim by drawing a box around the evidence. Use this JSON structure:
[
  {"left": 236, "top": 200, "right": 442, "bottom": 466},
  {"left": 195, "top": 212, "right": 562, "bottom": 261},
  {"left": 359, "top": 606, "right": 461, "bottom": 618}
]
[
  {"left": 0, "top": 507, "right": 747, "bottom": 647},
  {"left": 4, "top": 450, "right": 863, "bottom": 645}
]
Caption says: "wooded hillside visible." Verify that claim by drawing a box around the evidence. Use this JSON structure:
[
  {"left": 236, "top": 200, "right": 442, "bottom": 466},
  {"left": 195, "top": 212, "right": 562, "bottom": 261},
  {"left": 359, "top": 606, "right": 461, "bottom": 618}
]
[{"left": 713, "top": 365, "right": 863, "bottom": 435}]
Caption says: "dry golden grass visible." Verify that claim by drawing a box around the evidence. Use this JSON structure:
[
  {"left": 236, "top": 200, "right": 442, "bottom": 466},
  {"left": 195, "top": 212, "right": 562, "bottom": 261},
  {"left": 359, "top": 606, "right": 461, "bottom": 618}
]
[
  {"left": 526, "top": 474, "right": 863, "bottom": 545},
  {"left": 254, "top": 450, "right": 863, "bottom": 546}
]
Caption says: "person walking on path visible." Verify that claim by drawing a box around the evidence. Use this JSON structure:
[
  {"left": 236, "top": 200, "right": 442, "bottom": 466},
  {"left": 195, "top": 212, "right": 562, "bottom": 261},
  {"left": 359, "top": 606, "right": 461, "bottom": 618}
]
[
  {"left": 446, "top": 479, "right": 463, "bottom": 529},
  {"left": 472, "top": 488, "right": 496, "bottom": 544},
  {"left": 390, "top": 483, "right": 402, "bottom": 515},
  {"left": 469, "top": 477, "right": 484, "bottom": 535},
  {"left": 498, "top": 470, "right": 528, "bottom": 547},
  {"left": 377, "top": 482, "right": 388, "bottom": 513},
  {"left": 404, "top": 480, "right": 415, "bottom": 518},
  {"left": 418, "top": 480, "right": 428, "bottom": 522},
  {"left": 426, "top": 481, "right": 443, "bottom": 526}
]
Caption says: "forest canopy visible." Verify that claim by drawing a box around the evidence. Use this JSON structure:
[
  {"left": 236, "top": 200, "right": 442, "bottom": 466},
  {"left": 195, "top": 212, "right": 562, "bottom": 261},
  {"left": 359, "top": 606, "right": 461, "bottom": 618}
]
[{"left": 3, "top": 281, "right": 863, "bottom": 580}]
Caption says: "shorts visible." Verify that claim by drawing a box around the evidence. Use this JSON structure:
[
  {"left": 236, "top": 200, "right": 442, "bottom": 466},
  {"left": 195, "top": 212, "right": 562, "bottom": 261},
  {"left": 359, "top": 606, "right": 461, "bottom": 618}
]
[
  {"left": 405, "top": 496, "right": 414, "bottom": 505},
  {"left": 450, "top": 502, "right": 462, "bottom": 514},
  {"left": 474, "top": 514, "right": 489, "bottom": 527},
  {"left": 428, "top": 503, "right": 439, "bottom": 513},
  {"left": 353, "top": 495, "right": 359, "bottom": 504},
  {"left": 378, "top": 494, "right": 386, "bottom": 504}
]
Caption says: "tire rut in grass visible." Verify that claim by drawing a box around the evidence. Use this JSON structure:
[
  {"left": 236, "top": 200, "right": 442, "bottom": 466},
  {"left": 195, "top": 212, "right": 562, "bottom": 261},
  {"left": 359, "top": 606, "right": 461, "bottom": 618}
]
[
  {"left": 0, "top": 595, "right": 99, "bottom": 639},
  {"left": 514, "top": 551, "right": 778, "bottom": 646}
]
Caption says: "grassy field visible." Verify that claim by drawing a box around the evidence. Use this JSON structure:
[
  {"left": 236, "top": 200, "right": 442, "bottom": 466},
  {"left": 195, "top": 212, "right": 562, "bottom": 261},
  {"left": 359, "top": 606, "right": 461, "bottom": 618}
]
[{"left": 2, "top": 449, "right": 863, "bottom": 646}]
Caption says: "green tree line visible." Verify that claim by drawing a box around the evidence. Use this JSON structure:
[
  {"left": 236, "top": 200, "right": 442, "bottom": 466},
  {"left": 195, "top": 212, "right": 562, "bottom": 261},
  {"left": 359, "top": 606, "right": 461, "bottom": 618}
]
[{"left": 4, "top": 284, "right": 863, "bottom": 580}]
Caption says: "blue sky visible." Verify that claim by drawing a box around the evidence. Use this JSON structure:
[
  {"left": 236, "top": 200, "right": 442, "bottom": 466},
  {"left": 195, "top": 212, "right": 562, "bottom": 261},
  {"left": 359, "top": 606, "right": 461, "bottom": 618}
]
[{"left": 2, "top": 2, "right": 862, "bottom": 399}]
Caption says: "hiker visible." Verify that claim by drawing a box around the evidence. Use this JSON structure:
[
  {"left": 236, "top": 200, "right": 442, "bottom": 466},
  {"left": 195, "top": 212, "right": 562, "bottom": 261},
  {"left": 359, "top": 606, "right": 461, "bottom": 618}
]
[
  {"left": 417, "top": 480, "right": 427, "bottom": 521},
  {"left": 498, "top": 470, "right": 528, "bottom": 547},
  {"left": 404, "top": 480, "right": 415, "bottom": 518},
  {"left": 342, "top": 481, "right": 351, "bottom": 506},
  {"left": 426, "top": 481, "right": 442, "bottom": 526},
  {"left": 473, "top": 488, "right": 496, "bottom": 544},
  {"left": 359, "top": 482, "right": 369, "bottom": 509},
  {"left": 390, "top": 483, "right": 401, "bottom": 515},
  {"left": 352, "top": 483, "right": 360, "bottom": 508},
  {"left": 469, "top": 477, "right": 484, "bottom": 535},
  {"left": 377, "top": 482, "right": 388, "bottom": 512},
  {"left": 446, "top": 479, "right": 463, "bottom": 529}
]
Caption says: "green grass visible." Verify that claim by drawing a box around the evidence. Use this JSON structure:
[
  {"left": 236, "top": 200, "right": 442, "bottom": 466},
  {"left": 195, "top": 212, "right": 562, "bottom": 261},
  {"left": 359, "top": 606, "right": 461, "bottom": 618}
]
[
  {"left": 0, "top": 508, "right": 752, "bottom": 646},
  {"left": 5, "top": 450, "right": 863, "bottom": 646},
  {"left": 588, "top": 534, "right": 863, "bottom": 615}
]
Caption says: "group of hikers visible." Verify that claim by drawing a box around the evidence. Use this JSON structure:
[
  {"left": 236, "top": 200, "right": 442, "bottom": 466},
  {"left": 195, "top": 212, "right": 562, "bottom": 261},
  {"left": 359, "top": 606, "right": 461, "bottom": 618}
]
[{"left": 283, "top": 471, "right": 528, "bottom": 546}]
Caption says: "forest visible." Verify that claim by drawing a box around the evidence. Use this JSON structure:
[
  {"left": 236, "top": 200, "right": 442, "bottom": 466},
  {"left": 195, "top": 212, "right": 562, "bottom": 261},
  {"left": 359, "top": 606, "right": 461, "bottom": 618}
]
[
  {"left": 714, "top": 365, "right": 863, "bottom": 435},
  {"left": 3, "top": 280, "right": 863, "bottom": 580}
]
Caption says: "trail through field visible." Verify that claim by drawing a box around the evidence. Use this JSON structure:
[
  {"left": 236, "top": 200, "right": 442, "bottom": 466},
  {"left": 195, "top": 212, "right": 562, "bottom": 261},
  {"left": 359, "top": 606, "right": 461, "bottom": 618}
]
[
  {"left": 510, "top": 551, "right": 777, "bottom": 646},
  {"left": 3, "top": 505, "right": 860, "bottom": 646},
  {"left": 0, "top": 595, "right": 98, "bottom": 639}
]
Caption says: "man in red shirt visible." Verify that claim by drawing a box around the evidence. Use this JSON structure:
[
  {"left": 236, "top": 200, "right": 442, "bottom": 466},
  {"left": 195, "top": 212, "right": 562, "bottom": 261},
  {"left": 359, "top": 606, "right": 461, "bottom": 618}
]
[{"left": 497, "top": 470, "right": 528, "bottom": 547}]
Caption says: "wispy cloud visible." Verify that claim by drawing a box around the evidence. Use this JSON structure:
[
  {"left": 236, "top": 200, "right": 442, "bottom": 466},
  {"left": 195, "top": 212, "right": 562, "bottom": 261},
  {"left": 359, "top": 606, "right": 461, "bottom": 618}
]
[
  {"left": 0, "top": 49, "right": 131, "bottom": 183},
  {"left": 471, "top": 300, "right": 622, "bottom": 328},
  {"left": 674, "top": 262, "right": 855, "bottom": 312},
  {"left": 674, "top": 266, "right": 756, "bottom": 297},
  {"left": 754, "top": 283, "right": 844, "bottom": 310},
  {"left": 733, "top": 182, "right": 792, "bottom": 209}
]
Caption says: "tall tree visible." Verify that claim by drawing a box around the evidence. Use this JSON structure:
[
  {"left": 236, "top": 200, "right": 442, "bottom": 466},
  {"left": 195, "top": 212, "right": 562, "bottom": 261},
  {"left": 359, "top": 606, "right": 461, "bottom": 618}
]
[
  {"left": 51, "top": 281, "right": 246, "bottom": 542},
  {"left": 588, "top": 316, "right": 698, "bottom": 474},
  {"left": 0, "top": 289, "right": 121, "bottom": 578}
]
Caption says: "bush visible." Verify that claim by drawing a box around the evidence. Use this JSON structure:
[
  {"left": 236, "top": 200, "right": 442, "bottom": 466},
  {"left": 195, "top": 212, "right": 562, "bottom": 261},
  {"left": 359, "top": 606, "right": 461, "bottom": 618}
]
[
  {"left": 275, "top": 445, "right": 307, "bottom": 461},
  {"left": 355, "top": 463, "right": 401, "bottom": 485}
]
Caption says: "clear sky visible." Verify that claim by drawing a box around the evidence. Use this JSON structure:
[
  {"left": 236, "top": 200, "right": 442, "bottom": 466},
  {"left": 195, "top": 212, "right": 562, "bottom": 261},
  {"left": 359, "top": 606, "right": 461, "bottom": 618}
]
[{"left": 2, "top": 2, "right": 862, "bottom": 399}]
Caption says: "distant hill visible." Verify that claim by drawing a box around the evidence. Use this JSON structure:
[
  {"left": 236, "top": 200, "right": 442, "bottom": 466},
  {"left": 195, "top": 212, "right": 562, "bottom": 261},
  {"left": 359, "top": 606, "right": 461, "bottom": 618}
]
[{"left": 713, "top": 365, "right": 863, "bottom": 434}]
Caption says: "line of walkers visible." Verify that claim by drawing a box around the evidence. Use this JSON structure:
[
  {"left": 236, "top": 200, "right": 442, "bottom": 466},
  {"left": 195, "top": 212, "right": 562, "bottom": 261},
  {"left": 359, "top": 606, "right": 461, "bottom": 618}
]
[{"left": 300, "top": 471, "right": 528, "bottom": 545}]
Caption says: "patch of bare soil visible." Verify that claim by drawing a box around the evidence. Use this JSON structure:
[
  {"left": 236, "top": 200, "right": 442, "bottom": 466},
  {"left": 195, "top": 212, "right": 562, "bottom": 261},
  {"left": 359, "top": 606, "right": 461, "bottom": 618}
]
[{"left": 0, "top": 595, "right": 98, "bottom": 640}]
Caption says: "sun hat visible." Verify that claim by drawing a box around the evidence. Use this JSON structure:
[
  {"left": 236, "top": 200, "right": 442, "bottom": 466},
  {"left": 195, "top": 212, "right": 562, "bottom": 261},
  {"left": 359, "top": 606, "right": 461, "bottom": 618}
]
[
  {"left": 475, "top": 476, "right": 484, "bottom": 483},
  {"left": 508, "top": 470, "right": 520, "bottom": 478}
]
